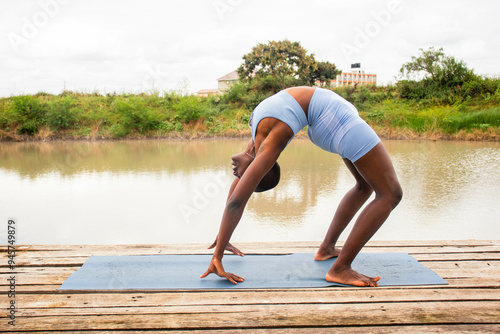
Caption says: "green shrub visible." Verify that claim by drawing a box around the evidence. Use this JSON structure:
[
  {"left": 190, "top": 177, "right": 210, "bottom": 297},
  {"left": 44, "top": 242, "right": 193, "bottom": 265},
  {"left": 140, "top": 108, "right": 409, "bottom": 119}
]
[
  {"left": 46, "top": 96, "right": 80, "bottom": 130},
  {"left": 239, "top": 111, "right": 250, "bottom": 125},
  {"left": 11, "top": 95, "right": 48, "bottom": 135},
  {"left": 204, "top": 117, "right": 224, "bottom": 134},
  {"left": 249, "top": 76, "right": 283, "bottom": 95},
  {"left": 172, "top": 96, "right": 206, "bottom": 123},
  {"left": 75, "top": 127, "right": 91, "bottom": 137},
  {"left": 0, "top": 99, "right": 14, "bottom": 128},
  {"left": 159, "top": 120, "right": 183, "bottom": 133},
  {"left": 113, "top": 98, "right": 162, "bottom": 134},
  {"left": 366, "top": 109, "right": 388, "bottom": 124},
  {"left": 222, "top": 82, "right": 249, "bottom": 106},
  {"left": 397, "top": 79, "right": 445, "bottom": 102},
  {"left": 109, "top": 123, "right": 129, "bottom": 138}
]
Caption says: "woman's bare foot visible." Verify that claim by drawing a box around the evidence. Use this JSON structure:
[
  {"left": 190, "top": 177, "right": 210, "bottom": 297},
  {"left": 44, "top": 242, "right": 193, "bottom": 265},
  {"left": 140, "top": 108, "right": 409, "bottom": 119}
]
[
  {"left": 314, "top": 245, "right": 341, "bottom": 261},
  {"left": 326, "top": 266, "right": 380, "bottom": 287}
]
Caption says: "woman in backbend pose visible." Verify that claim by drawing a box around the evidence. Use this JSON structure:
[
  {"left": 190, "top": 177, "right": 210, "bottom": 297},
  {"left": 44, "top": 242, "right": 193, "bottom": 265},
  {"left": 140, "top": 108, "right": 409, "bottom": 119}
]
[{"left": 201, "top": 86, "right": 403, "bottom": 287}]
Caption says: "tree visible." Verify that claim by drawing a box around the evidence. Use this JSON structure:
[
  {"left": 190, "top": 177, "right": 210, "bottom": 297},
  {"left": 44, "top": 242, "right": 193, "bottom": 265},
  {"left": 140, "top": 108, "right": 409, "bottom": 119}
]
[
  {"left": 398, "top": 47, "right": 479, "bottom": 101},
  {"left": 237, "top": 40, "right": 339, "bottom": 90},
  {"left": 399, "top": 47, "right": 477, "bottom": 87},
  {"left": 399, "top": 47, "right": 446, "bottom": 81},
  {"left": 311, "top": 61, "right": 340, "bottom": 87}
]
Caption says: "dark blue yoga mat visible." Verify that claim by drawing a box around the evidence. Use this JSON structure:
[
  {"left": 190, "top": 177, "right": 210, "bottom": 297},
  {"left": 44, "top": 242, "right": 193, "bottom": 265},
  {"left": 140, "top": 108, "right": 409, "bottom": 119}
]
[{"left": 58, "top": 253, "right": 447, "bottom": 290}]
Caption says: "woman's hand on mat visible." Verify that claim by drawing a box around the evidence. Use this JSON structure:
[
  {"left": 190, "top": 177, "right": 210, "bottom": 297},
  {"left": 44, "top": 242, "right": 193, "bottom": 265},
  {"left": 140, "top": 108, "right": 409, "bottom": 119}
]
[
  {"left": 208, "top": 238, "right": 244, "bottom": 256},
  {"left": 200, "top": 257, "right": 244, "bottom": 284}
]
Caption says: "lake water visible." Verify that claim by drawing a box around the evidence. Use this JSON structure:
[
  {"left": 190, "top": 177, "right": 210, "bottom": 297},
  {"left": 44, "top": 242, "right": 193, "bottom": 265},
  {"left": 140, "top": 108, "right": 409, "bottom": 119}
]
[{"left": 1, "top": 139, "right": 499, "bottom": 245}]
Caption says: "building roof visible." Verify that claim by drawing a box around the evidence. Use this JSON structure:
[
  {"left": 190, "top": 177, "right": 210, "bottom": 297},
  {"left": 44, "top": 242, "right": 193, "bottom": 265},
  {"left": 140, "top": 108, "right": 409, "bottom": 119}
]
[
  {"left": 196, "top": 88, "right": 219, "bottom": 94},
  {"left": 217, "top": 71, "right": 239, "bottom": 81}
]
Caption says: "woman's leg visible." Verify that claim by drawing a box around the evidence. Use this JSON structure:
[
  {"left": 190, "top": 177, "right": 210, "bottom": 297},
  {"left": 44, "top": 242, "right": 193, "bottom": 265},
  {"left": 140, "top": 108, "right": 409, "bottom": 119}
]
[
  {"left": 314, "top": 159, "right": 373, "bottom": 261},
  {"left": 325, "top": 142, "right": 403, "bottom": 287}
]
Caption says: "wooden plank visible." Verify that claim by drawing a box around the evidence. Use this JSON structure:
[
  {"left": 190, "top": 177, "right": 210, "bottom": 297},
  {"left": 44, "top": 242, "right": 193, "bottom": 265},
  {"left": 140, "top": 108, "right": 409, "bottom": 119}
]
[
  {"left": 423, "top": 260, "right": 500, "bottom": 269},
  {"left": 13, "top": 300, "right": 500, "bottom": 318},
  {"left": 361, "top": 240, "right": 499, "bottom": 247},
  {"left": 444, "top": 276, "right": 500, "bottom": 287},
  {"left": 0, "top": 257, "right": 90, "bottom": 267},
  {"left": 13, "top": 288, "right": 500, "bottom": 309},
  {"left": 7, "top": 324, "right": 500, "bottom": 333},
  {"left": 5, "top": 246, "right": 500, "bottom": 262},
  {"left": 9, "top": 277, "right": 500, "bottom": 293},
  {"left": 2, "top": 240, "right": 498, "bottom": 253},
  {"left": 414, "top": 253, "right": 500, "bottom": 261},
  {"left": 0, "top": 267, "right": 79, "bottom": 275},
  {"left": 5, "top": 242, "right": 497, "bottom": 253},
  {"left": 5, "top": 244, "right": 500, "bottom": 257},
  {"left": 431, "top": 269, "right": 500, "bottom": 278},
  {"left": 3, "top": 301, "right": 499, "bottom": 331}
]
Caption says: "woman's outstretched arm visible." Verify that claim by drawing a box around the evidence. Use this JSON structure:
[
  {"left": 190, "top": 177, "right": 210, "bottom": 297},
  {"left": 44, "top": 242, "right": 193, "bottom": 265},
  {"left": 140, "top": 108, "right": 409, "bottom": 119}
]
[
  {"left": 201, "top": 142, "right": 282, "bottom": 284},
  {"left": 207, "top": 138, "right": 257, "bottom": 256}
]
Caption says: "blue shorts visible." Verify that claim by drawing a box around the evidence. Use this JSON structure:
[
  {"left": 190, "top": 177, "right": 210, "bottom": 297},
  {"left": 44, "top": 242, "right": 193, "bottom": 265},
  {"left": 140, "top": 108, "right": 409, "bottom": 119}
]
[{"left": 249, "top": 88, "right": 380, "bottom": 162}]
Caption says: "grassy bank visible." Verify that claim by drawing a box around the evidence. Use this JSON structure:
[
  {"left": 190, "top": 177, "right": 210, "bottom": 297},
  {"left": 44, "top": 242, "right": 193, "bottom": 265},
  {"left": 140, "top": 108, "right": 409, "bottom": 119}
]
[
  {"left": 0, "top": 91, "right": 252, "bottom": 141},
  {"left": 1, "top": 86, "right": 499, "bottom": 142},
  {"left": 359, "top": 98, "right": 500, "bottom": 141}
]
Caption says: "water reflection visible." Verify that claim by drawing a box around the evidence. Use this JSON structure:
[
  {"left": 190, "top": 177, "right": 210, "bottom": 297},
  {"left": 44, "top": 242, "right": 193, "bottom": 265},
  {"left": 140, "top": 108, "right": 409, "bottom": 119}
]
[
  {"left": 1, "top": 139, "right": 499, "bottom": 244},
  {"left": 0, "top": 140, "right": 242, "bottom": 176}
]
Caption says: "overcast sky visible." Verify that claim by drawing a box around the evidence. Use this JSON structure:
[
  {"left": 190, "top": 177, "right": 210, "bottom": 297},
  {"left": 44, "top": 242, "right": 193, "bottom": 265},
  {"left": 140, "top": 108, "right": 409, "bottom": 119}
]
[{"left": 1, "top": 0, "right": 499, "bottom": 97}]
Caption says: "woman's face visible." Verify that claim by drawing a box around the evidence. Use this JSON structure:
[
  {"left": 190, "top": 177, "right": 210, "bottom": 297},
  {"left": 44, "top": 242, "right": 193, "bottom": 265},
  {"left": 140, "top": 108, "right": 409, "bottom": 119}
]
[{"left": 231, "top": 152, "right": 253, "bottom": 178}]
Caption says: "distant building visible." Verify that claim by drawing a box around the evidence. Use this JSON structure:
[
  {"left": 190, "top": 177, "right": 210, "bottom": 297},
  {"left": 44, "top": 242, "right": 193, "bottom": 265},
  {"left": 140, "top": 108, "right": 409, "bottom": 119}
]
[
  {"left": 327, "top": 63, "right": 377, "bottom": 87},
  {"left": 217, "top": 71, "right": 239, "bottom": 91},
  {"left": 330, "top": 70, "right": 377, "bottom": 87},
  {"left": 196, "top": 88, "right": 219, "bottom": 97},
  {"left": 197, "top": 71, "right": 239, "bottom": 96}
]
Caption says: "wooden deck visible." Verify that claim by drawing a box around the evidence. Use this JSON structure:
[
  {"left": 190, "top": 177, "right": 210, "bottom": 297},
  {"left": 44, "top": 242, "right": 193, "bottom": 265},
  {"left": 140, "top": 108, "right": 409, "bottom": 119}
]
[{"left": 1, "top": 240, "right": 500, "bottom": 333}]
